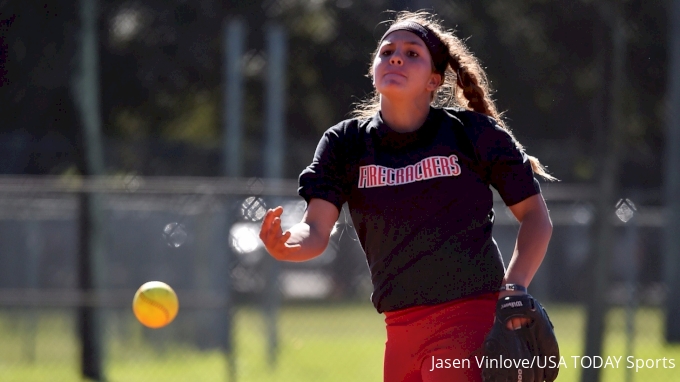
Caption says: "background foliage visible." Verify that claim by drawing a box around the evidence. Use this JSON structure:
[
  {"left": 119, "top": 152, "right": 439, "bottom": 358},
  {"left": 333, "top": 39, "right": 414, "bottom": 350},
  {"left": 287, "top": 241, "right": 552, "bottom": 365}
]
[{"left": 0, "top": 0, "right": 668, "bottom": 187}]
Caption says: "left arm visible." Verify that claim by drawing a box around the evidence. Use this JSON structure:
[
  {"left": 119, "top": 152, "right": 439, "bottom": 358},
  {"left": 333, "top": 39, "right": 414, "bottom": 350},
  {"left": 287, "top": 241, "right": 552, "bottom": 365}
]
[
  {"left": 501, "top": 193, "right": 553, "bottom": 291},
  {"left": 473, "top": 115, "right": 553, "bottom": 326},
  {"left": 499, "top": 193, "right": 553, "bottom": 330}
]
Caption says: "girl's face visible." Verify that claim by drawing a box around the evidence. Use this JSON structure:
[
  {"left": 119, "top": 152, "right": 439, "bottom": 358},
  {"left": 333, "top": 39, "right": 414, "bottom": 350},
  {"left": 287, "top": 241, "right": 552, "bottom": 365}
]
[{"left": 372, "top": 30, "right": 441, "bottom": 101}]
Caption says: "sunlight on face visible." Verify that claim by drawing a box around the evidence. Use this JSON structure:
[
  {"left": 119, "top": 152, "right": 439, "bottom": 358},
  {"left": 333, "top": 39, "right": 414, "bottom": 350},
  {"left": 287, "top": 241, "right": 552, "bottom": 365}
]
[{"left": 372, "top": 30, "right": 439, "bottom": 100}]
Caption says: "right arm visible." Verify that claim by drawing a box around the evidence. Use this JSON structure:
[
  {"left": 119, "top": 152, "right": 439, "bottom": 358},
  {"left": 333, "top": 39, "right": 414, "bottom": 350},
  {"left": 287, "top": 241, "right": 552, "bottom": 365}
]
[
  {"left": 259, "top": 198, "right": 340, "bottom": 262},
  {"left": 264, "top": 121, "right": 353, "bottom": 261}
]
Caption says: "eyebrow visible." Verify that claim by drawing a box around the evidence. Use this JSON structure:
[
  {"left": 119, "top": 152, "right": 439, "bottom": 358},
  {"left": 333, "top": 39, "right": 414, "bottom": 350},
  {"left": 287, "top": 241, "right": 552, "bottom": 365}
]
[{"left": 381, "top": 40, "right": 426, "bottom": 48}]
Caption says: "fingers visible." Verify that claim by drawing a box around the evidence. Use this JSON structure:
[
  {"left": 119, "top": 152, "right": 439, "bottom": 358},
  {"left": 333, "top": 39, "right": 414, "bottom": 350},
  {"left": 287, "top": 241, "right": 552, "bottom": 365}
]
[
  {"left": 266, "top": 231, "right": 302, "bottom": 259},
  {"left": 260, "top": 206, "right": 284, "bottom": 241},
  {"left": 260, "top": 206, "right": 283, "bottom": 233},
  {"left": 506, "top": 317, "right": 531, "bottom": 331},
  {"left": 259, "top": 207, "right": 301, "bottom": 259},
  {"left": 505, "top": 318, "right": 518, "bottom": 330}
]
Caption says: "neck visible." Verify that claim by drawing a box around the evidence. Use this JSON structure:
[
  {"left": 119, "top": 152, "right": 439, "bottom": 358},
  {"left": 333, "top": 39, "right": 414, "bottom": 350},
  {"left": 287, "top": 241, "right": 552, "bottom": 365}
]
[{"left": 379, "top": 95, "right": 431, "bottom": 132}]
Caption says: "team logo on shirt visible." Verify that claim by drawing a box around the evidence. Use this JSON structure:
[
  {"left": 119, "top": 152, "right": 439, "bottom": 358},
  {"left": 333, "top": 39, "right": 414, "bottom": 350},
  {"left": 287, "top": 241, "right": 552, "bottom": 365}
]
[{"left": 357, "top": 155, "right": 461, "bottom": 188}]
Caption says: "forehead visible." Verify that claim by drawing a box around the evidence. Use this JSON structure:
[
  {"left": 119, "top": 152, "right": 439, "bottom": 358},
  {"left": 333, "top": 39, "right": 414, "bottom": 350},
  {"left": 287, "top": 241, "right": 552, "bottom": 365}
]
[{"left": 380, "top": 30, "right": 426, "bottom": 47}]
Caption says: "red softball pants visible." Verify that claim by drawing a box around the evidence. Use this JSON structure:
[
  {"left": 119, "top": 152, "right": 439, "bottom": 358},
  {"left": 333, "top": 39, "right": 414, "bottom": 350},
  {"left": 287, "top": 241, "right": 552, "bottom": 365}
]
[{"left": 383, "top": 293, "right": 497, "bottom": 382}]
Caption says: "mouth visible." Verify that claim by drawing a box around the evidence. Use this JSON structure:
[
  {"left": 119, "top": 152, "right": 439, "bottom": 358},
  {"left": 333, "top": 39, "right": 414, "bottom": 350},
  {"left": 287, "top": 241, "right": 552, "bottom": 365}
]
[{"left": 384, "top": 72, "right": 407, "bottom": 78}]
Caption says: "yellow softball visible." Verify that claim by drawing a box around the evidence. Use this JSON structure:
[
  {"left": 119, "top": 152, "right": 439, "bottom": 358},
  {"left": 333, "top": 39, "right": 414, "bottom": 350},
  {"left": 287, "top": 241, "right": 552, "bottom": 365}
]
[{"left": 132, "top": 281, "right": 179, "bottom": 329}]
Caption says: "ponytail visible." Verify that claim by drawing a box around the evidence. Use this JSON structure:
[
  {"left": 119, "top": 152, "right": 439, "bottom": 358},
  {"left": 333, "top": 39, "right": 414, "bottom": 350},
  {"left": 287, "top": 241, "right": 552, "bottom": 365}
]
[{"left": 448, "top": 54, "right": 557, "bottom": 181}]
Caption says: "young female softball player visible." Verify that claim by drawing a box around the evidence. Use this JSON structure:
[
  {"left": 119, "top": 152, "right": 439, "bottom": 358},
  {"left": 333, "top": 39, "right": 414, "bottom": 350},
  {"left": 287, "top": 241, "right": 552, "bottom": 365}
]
[{"left": 259, "top": 11, "right": 554, "bottom": 382}]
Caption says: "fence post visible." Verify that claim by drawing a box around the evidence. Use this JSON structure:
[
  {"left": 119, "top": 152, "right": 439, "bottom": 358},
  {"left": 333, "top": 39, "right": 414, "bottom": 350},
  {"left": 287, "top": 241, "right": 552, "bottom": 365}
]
[
  {"left": 73, "top": 0, "right": 106, "bottom": 379},
  {"left": 623, "top": 199, "right": 638, "bottom": 382},
  {"left": 222, "top": 18, "right": 247, "bottom": 381},
  {"left": 224, "top": 18, "right": 246, "bottom": 178},
  {"left": 263, "top": 22, "right": 287, "bottom": 368},
  {"left": 582, "top": 4, "right": 627, "bottom": 382}
]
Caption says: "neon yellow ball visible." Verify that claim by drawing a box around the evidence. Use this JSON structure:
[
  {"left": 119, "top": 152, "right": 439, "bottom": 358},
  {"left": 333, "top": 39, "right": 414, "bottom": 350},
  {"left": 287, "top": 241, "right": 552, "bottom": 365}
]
[{"left": 132, "top": 281, "right": 179, "bottom": 328}]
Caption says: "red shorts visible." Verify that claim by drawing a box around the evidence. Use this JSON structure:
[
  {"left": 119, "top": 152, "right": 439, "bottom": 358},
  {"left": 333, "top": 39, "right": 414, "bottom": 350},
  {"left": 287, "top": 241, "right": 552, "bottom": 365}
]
[{"left": 383, "top": 293, "right": 497, "bottom": 382}]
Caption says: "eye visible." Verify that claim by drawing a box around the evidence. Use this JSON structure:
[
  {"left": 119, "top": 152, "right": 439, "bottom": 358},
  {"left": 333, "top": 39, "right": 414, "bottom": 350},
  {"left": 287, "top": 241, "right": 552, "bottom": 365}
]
[
  {"left": 381, "top": 49, "right": 392, "bottom": 56},
  {"left": 408, "top": 51, "right": 419, "bottom": 57}
]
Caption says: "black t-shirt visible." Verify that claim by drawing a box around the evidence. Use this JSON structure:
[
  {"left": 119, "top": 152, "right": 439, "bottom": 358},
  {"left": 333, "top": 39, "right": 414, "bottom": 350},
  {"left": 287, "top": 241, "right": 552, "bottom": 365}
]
[{"left": 298, "top": 106, "right": 541, "bottom": 313}]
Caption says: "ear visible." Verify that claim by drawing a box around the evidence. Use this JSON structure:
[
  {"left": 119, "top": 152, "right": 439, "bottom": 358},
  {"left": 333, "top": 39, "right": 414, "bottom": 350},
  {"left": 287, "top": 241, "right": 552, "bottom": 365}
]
[{"left": 426, "top": 73, "right": 442, "bottom": 91}]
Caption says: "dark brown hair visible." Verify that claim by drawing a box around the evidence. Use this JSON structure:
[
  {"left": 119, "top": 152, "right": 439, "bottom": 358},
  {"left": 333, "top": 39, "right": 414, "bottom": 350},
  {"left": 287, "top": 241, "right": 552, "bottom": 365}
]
[{"left": 352, "top": 11, "right": 556, "bottom": 181}]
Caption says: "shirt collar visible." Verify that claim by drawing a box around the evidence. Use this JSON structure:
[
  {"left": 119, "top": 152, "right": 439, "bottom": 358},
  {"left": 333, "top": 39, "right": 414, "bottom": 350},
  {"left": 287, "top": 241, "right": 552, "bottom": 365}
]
[
  {"left": 368, "top": 106, "right": 442, "bottom": 140},
  {"left": 366, "top": 107, "right": 445, "bottom": 152}
]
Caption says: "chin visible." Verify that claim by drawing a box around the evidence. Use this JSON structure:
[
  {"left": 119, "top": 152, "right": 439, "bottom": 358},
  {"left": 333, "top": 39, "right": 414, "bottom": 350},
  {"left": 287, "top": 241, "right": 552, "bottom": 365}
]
[{"left": 376, "top": 82, "right": 414, "bottom": 98}]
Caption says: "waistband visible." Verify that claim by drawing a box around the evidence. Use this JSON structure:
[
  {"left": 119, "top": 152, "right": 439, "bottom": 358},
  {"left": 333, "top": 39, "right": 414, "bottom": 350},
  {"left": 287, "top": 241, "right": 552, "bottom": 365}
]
[{"left": 383, "top": 292, "right": 498, "bottom": 325}]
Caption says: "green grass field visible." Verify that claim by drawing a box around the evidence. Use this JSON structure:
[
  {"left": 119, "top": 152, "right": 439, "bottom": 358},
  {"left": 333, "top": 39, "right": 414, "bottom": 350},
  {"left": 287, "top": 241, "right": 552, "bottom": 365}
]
[{"left": 0, "top": 303, "right": 679, "bottom": 381}]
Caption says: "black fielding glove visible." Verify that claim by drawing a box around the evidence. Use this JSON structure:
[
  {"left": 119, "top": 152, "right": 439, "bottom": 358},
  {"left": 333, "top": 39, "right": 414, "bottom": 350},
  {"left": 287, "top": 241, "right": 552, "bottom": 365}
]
[{"left": 481, "top": 294, "right": 560, "bottom": 382}]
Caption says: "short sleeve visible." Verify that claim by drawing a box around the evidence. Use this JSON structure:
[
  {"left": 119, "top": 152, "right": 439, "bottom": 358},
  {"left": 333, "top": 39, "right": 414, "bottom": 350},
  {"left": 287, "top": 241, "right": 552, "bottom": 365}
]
[
  {"left": 298, "top": 127, "right": 352, "bottom": 213},
  {"left": 478, "top": 119, "right": 541, "bottom": 207}
]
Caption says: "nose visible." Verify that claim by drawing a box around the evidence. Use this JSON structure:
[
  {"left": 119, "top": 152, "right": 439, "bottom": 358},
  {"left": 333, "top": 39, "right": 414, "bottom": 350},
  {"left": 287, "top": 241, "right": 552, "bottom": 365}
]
[{"left": 389, "top": 53, "right": 403, "bottom": 66}]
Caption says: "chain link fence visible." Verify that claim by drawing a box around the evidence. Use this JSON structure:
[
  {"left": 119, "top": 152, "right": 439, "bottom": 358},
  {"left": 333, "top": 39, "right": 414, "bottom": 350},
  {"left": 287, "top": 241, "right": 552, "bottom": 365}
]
[{"left": 0, "top": 176, "right": 674, "bottom": 382}]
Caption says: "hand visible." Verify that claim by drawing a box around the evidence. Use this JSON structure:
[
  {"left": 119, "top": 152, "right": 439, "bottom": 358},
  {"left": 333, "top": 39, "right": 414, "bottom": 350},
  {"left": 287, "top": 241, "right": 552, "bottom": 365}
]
[
  {"left": 259, "top": 206, "right": 302, "bottom": 260},
  {"left": 499, "top": 290, "right": 532, "bottom": 331}
]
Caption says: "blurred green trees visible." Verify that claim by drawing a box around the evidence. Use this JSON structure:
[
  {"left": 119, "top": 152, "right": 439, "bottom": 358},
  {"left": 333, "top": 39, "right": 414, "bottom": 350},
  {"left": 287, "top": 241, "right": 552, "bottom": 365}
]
[{"left": 0, "top": 0, "right": 667, "bottom": 186}]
